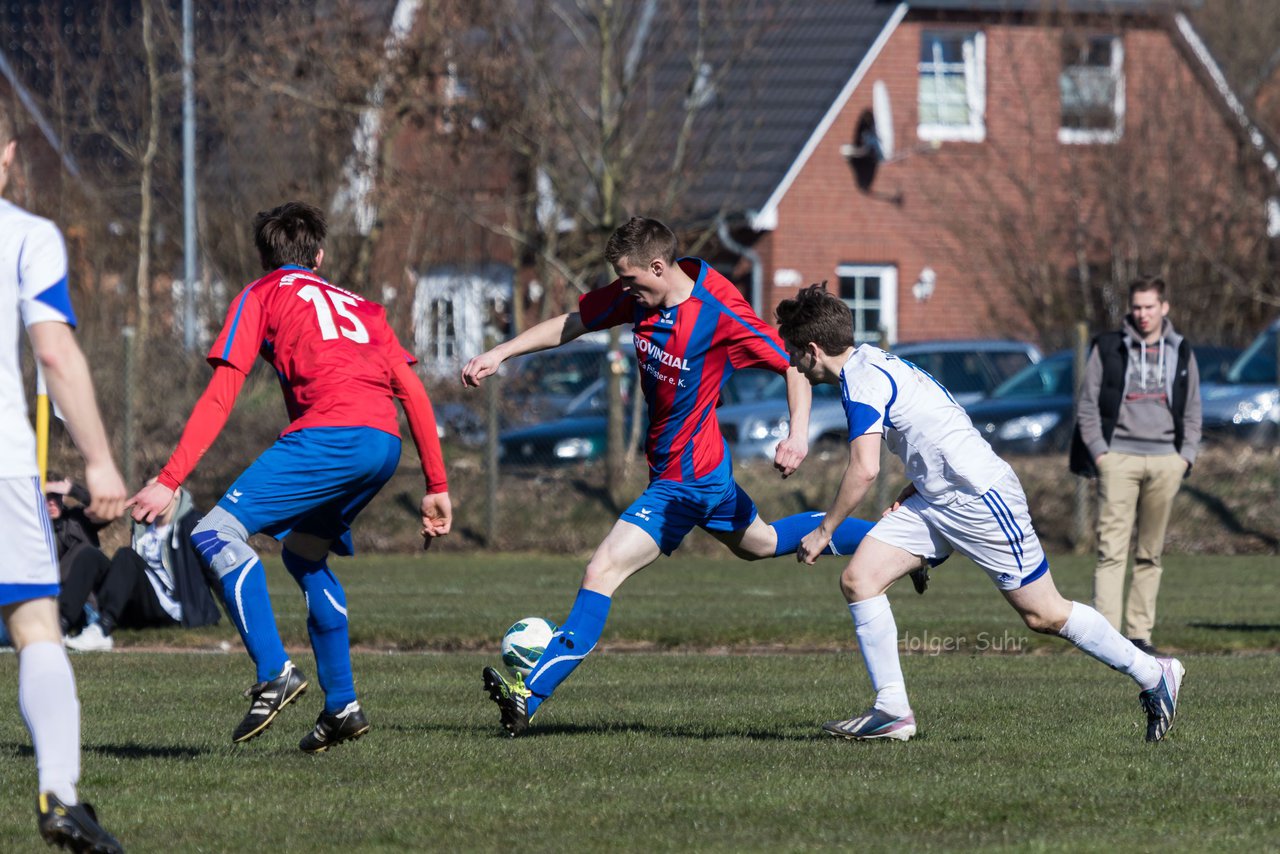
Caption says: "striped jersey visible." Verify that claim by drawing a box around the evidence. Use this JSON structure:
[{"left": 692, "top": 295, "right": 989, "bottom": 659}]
[
  {"left": 209, "top": 265, "right": 415, "bottom": 437},
  {"left": 0, "top": 199, "right": 76, "bottom": 477},
  {"left": 839, "top": 344, "right": 1013, "bottom": 505},
  {"left": 579, "top": 258, "right": 790, "bottom": 481}
]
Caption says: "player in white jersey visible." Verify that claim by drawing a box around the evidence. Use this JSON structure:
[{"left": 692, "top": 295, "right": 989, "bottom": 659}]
[
  {"left": 775, "top": 285, "right": 1184, "bottom": 743},
  {"left": 1, "top": 105, "right": 127, "bottom": 852}
]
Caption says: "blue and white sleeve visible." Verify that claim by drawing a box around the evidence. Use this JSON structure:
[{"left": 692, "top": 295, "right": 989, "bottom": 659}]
[
  {"left": 18, "top": 219, "right": 76, "bottom": 329},
  {"left": 841, "top": 367, "right": 891, "bottom": 440}
]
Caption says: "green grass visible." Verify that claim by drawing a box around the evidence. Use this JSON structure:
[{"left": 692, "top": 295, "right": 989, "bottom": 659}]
[{"left": 1, "top": 552, "right": 1278, "bottom": 851}]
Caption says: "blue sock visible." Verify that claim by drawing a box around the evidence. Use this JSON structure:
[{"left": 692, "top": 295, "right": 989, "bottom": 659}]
[
  {"left": 771, "top": 512, "right": 874, "bottom": 557},
  {"left": 524, "top": 589, "right": 612, "bottom": 717},
  {"left": 217, "top": 557, "right": 289, "bottom": 683},
  {"left": 283, "top": 549, "right": 355, "bottom": 714}
]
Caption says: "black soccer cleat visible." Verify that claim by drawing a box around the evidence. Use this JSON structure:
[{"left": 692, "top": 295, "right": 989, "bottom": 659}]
[
  {"left": 299, "top": 703, "right": 371, "bottom": 754},
  {"left": 232, "top": 660, "right": 308, "bottom": 744},
  {"left": 482, "top": 666, "right": 531, "bottom": 738},
  {"left": 909, "top": 565, "right": 930, "bottom": 595},
  {"left": 37, "top": 792, "right": 123, "bottom": 854}
]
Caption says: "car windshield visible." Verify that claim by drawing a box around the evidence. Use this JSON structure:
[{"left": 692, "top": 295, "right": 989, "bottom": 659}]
[
  {"left": 511, "top": 350, "right": 608, "bottom": 397},
  {"left": 992, "top": 356, "right": 1072, "bottom": 398},
  {"left": 1227, "top": 327, "right": 1277, "bottom": 385}
]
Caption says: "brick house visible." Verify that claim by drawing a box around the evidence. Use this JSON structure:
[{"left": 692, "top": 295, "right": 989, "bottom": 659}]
[{"left": 694, "top": 0, "right": 1278, "bottom": 348}]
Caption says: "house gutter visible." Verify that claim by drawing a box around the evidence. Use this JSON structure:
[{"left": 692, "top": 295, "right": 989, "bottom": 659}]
[{"left": 718, "top": 214, "right": 763, "bottom": 315}]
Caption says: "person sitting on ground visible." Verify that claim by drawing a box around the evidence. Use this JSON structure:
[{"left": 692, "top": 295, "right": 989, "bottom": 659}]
[
  {"left": 46, "top": 475, "right": 113, "bottom": 635},
  {"left": 63, "top": 483, "right": 221, "bottom": 651}
]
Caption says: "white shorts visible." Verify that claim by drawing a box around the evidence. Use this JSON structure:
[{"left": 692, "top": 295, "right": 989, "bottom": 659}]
[
  {"left": 870, "top": 472, "right": 1049, "bottom": 591},
  {"left": 0, "top": 476, "right": 60, "bottom": 606}
]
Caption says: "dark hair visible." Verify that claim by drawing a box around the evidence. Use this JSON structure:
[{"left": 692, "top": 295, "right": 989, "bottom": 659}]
[
  {"left": 253, "top": 202, "right": 326, "bottom": 270},
  {"left": 0, "top": 98, "right": 14, "bottom": 147},
  {"left": 604, "top": 216, "right": 677, "bottom": 269},
  {"left": 1128, "top": 275, "right": 1166, "bottom": 301},
  {"left": 775, "top": 282, "right": 855, "bottom": 356}
]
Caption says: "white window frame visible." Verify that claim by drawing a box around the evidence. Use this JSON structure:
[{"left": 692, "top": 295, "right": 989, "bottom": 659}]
[
  {"left": 835, "top": 264, "right": 898, "bottom": 346},
  {"left": 1058, "top": 35, "right": 1125, "bottom": 145},
  {"left": 917, "top": 30, "right": 986, "bottom": 143}
]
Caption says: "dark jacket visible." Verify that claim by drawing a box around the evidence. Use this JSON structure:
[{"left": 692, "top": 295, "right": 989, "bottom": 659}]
[
  {"left": 51, "top": 482, "right": 110, "bottom": 558},
  {"left": 130, "top": 489, "right": 222, "bottom": 629}
]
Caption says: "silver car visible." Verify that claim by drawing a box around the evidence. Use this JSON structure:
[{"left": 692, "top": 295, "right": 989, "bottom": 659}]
[
  {"left": 720, "top": 339, "right": 1042, "bottom": 460},
  {"left": 1201, "top": 318, "right": 1279, "bottom": 442}
]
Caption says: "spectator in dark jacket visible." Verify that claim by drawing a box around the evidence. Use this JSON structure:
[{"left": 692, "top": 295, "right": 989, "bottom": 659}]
[
  {"left": 45, "top": 476, "right": 113, "bottom": 634},
  {"left": 62, "top": 484, "right": 221, "bottom": 651}
]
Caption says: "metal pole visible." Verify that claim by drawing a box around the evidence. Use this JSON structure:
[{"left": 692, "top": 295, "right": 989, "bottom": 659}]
[
  {"left": 1073, "top": 321, "right": 1090, "bottom": 554},
  {"left": 182, "top": 0, "right": 198, "bottom": 351},
  {"left": 123, "top": 326, "right": 137, "bottom": 487},
  {"left": 485, "top": 367, "right": 500, "bottom": 547}
]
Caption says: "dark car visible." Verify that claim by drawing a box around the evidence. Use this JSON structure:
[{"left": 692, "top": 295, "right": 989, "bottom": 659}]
[{"left": 964, "top": 351, "right": 1076, "bottom": 453}]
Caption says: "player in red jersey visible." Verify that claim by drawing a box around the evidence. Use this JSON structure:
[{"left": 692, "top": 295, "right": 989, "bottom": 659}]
[
  {"left": 129, "top": 202, "right": 451, "bottom": 751},
  {"left": 465, "top": 216, "right": 881, "bottom": 736}
]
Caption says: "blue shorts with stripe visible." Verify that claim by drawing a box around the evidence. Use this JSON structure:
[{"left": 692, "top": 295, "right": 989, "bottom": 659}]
[
  {"left": 620, "top": 454, "right": 758, "bottom": 555},
  {"left": 217, "top": 427, "right": 400, "bottom": 556}
]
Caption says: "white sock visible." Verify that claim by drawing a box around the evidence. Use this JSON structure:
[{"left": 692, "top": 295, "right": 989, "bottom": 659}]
[
  {"left": 1058, "top": 601, "right": 1162, "bottom": 690},
  {"left": 849, "top": 595, "right": 911, "bottom": 716},
  {"left": 19, "top": 642, "right": 80, "bottom": 804}
]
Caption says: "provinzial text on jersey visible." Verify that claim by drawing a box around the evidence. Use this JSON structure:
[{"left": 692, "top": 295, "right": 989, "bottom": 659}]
[{"left": 633, "top": 334, "right": 690, "bottom": 371}]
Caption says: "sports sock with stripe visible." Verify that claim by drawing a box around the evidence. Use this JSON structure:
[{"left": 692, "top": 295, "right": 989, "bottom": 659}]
[
  {"left": 1059, "top": 601, "right": 1163, "bottom": 690},
  {"left": 771, "top": 513, "right": 875, "bottom": 557},
  {"left": 218, "top": 557, "right": 289, "bottom": 683},
  {"left": 849, "top": 595, "right": 911, "bottom": 717},
  {"left": 524, "top": 588, "right": 612, "bottom": 717},
  {"left": 283, "top": 549, "right": 355, "bottom": 714}
]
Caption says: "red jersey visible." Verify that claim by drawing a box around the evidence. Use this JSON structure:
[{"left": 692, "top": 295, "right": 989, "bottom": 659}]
[
  {"left": 579, "top": 258, "right": 791, "bottom": 481},
  {"left": 210, "top": 265, "right": 412, "bottom": 436}
]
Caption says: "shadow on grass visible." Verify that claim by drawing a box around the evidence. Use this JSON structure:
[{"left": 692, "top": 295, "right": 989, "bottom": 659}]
[
  {"left": 2, "top": 742, "right": 211, "bottom": 761},
  {"left": 383, "top": 720, "right": 880, "bottom": 742},
  {"left": 1188, "top": 622, "right": 1280, "bottom": 632}
]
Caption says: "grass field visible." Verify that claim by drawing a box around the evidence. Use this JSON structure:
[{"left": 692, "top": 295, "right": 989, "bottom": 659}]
[{"left": 2, "top": 552, "right": 1277, "bottom": 852}]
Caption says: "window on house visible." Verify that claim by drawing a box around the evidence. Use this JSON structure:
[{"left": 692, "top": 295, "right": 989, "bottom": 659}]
[
  {"left": 430, "top": 297, "right": 457, "bottom": 360},
  {"left": 918, "top": 30, "right": 986, "bottom": 143},
  {"left": 1060, "top": 34, "right": 1124, "bottom": 143},
  {"left": 836, "top": 264, "right": 898, "bottom": 346}
]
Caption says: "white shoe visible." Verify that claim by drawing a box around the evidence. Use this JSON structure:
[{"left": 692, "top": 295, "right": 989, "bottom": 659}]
[{"left": 65, "top": 622, "right": 114, "bottom": 652}]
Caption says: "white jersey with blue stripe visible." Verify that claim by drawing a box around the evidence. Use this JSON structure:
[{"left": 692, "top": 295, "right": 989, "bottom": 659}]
[
  {"left": 839, "top": 344, "right": 1012, "bottom": 506},
  {"left": 0, "top": 198, "right": 76, "bottom": 478}
]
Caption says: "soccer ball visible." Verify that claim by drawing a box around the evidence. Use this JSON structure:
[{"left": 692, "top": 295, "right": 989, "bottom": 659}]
[{"left": 501, "top": 617, "right": 557, "bottom": 679}]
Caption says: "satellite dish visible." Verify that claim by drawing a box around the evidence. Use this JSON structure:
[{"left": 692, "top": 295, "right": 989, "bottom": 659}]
[{"left": 841, "top": 80, "right": 895, "bottom": 192}]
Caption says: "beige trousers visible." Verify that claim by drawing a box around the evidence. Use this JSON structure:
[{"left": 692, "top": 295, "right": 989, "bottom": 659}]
[{"left": 1092, "top": 451, "right": 1186, "bottom": 641}]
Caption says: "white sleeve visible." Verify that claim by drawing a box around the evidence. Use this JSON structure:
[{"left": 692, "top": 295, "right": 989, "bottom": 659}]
[{"left": 19, "top": 218, "right": 76, "bottom": 328}]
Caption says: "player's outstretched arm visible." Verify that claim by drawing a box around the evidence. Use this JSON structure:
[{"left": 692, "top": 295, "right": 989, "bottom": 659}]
[
  {"left": 774, "top": 366, "right": 812, "bottom": 478},
  {"left": 26, "top": 321, "right": 127, "bottom": 521},
  {"left": 389, "top": 360, "right": 452, "bottom": 546},
  {"left": 128, "top": 364, "right": 246, "bottom": 522},
  {"left": 461, "top": 311, "right": 588, "bottom": 387},
  {"left": 797, "top": 433, "right": 881, "bottom": 565}
]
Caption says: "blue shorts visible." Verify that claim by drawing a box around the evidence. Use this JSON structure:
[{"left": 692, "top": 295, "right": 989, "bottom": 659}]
[
  {"left": 218, "top": 427, "right": 401, "bottom": 556},
  {"left": 621, "top": 456, "right": 758, "bottom": 555}
]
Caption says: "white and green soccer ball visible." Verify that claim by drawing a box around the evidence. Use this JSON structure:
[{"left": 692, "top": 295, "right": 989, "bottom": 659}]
[{"left": 501, "top": 617, "right": 558, "bottom": 679}]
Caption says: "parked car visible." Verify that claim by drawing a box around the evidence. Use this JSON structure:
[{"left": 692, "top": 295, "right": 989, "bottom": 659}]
[
  {"left": 1201, "top": 318, "right": 1279, "bottom": 442},
  {"left": 964, "top": 351, "right": 1076, "bottom": 453},
  {"left": 893, "top": 339, "right": 1042, "bottom": 405},
  {"left": 1193, "top": 345, "right": 1244, "bottom": 384},
  {"left": 722, "top": 339, "right": 1042, "bottom": 460}
]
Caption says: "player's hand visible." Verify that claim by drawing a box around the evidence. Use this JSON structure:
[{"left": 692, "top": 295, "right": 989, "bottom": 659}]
[
  {"left": 126, "top": 480, "right": 175, "bottom": 524},
  {"left": 83, "top": 460, "right": 127, "bottom": 521},
  {"left": 773, "top": 434, "right": 808, "bottom": 478},
  {"left": 420, "top": 491, "right": 453, "bottom": 548},
  {"left": 461, "top": 351, "right": 502, "bottom": 388},
  {"left": 885, "top": 483, "right": 917, "bottom": 516},
  {"left": 797, "top": 526, "right": 832, "bottom": 566}
]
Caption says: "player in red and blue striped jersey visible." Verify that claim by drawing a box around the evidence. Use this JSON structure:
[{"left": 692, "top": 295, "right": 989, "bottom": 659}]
[
  {"left": 129, "top": 202, "right": 452, "bottom": 752},
  {"left": 464, "top": 217, "right": 878, "bottom": 736}
]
